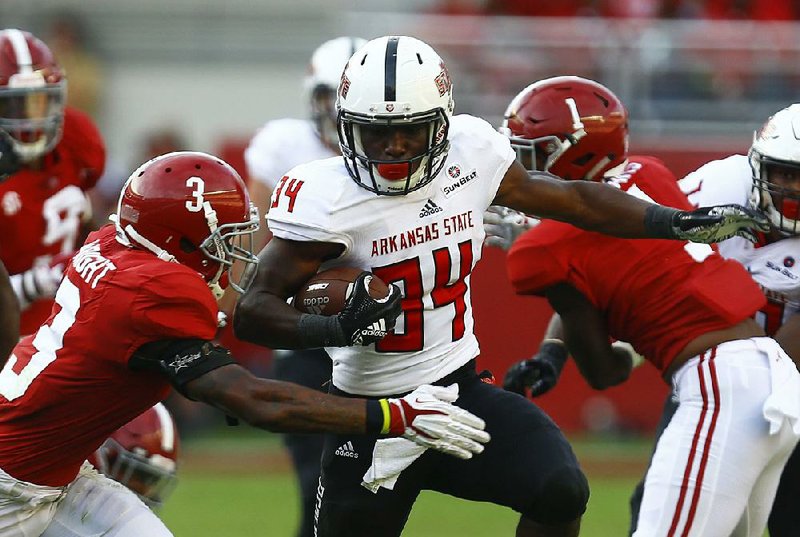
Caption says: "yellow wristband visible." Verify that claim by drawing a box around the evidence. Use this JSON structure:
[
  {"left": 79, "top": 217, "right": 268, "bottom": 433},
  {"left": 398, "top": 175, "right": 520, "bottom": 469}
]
[{"left": 379, "top": 398, "right": 392, "bottom": 435}]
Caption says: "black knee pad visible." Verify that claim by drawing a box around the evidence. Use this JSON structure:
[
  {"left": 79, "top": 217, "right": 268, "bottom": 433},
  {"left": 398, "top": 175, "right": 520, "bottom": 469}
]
[{"left": 528, "top": 465, "right": 590, "bottom": 525}]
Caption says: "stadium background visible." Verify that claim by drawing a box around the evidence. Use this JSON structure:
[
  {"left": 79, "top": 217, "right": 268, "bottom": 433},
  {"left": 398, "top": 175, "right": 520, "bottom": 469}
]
[{"left": 3, "top": 0, "right": 793, "bottom": 535}]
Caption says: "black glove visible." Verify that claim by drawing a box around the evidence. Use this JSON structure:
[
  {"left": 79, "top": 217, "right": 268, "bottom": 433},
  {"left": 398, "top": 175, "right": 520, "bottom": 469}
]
[
  {"left": 503, "top": 340, "right": 568, "bottom": 397},
  {"left": 337, "top": 272, "right": 402, "bottom": 346},
  {"left": 0, "top": 134, "right": 20, "bottom": 182},
  {"left": 645, "top": 204, "right": 769, "bottom": 244}
]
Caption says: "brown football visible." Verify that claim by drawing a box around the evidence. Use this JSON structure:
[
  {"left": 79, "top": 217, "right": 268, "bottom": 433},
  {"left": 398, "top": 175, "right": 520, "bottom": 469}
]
[{"left": 292, "top": 267, "right": 390, "bottom": 315}]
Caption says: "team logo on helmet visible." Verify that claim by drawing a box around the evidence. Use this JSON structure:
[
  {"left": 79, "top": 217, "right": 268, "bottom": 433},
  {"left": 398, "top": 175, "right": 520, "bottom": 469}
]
[
  {"left": 434, "top": 61, "right": 452, "bottom": 97},
  {"left": 339, "top": 72, "right": 351, "bottom": 99},
  {"left": 758, "top": 119, "right": 779, "bottom": 140},
  {"left": 385, "top": 103, "right": 394, "bottom": 112}
]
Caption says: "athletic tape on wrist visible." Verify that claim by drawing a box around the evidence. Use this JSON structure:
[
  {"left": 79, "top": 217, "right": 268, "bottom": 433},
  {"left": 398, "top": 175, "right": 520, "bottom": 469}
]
[{"left": 643, "top": 204, "right": 680, "bottom": 239}]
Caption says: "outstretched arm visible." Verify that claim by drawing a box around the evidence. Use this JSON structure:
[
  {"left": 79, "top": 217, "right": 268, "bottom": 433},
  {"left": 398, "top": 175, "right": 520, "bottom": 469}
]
[
  {"left": 493, "top": 160, "right": 767, "bottom": 243},
  {"left": 0, "top": 260, "right": 19, "bottom": 368},
  {"left": 129, "top": 339, "right": 490, "bottom": 459}
]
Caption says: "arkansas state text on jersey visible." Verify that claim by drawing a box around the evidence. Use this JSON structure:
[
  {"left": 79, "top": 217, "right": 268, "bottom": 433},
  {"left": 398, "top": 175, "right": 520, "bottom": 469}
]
[
  {"left": 507, "top": 156, "right": 766, "bottom": 372},
  {"left": 267, "top": 114, "right": 515, "bottom": 396},
  {"left": 0, "top": 225, "right": 218, "bottom": 487},
  {"left": 0, "top": 108, "right": 105, "bottom": 333}
]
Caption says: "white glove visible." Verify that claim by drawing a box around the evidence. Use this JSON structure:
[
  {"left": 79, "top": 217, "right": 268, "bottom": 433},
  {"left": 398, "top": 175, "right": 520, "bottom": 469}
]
[
  {"left": 386, "top": 384, "right": 491, "bottom": 460},
  {"left": 611, "top": 340, "right": 645, "bottom": 369},
  {"left": 483, "top": 205, "right": 539, "bottom": 250},
  {"left": 9, "top": 264, "right": 65, "bottom": 310}
]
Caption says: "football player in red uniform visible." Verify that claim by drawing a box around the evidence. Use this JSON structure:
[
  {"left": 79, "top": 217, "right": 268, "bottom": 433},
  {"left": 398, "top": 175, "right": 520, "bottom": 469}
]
[
  {"left": 628, "top": 104, "right": 800, "bottom": 537},
  {"left": 502, "top": 77, "right": 800, "bottom": 537},
  {"left": 0, "top": 28, "right": 105, "bottom": 336},
  {"left": 0, "top": 151, "right": 489, "bottom": 536}
]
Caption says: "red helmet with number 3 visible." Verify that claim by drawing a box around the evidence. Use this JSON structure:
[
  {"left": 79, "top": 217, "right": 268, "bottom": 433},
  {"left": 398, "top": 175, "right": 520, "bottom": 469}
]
[
  {"left": 0, "top": 28, "right": 66, "bottom": 162},
  {"left": 500, "top": 76, "right": 628, "bottom": 181},
  {"left": 90, "top": 403, "right": 179, "bottom": 509},
  {"left": 114, "top": 151, "right": 259, "bottom": 299}
]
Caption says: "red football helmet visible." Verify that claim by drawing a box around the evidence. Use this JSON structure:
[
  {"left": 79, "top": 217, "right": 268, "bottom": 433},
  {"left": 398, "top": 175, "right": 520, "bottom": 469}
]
[
  {"left": 91, "top": 403, "right": 179, "bottom": 509},
  {"left": 0, "top": 29, "right": 66, "bottom": 162},
  {"left": 115, "top": 151, "right": 259, "bottom": 298},
  {"left": 500, "top": 76, "right": 628, "bottom": 181}
]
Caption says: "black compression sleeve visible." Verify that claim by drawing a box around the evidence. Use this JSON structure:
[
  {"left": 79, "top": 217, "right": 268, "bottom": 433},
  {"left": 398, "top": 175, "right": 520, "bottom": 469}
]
[{"left": 129, "top": 338, "right": 236, "bottom": 399}]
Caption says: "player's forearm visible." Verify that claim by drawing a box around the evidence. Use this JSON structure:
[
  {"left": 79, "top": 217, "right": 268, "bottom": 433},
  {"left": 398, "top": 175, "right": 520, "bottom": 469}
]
[
  {"left": 563, "top": 180, "right": 655, "bottom": 238},
  {"left": 188, "top": 366, "right": 373, "bottom": 435},
  {"left": 233, "top": 290, "right": 311, "bottom": 349},
  {"left": 0, "top": 261, "right": 19, "bottom": 367}
]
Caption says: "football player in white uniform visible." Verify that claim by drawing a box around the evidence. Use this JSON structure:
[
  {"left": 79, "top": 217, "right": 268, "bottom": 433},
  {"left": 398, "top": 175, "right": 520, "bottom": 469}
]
[
  {"left": 243, "top": 36, "right": 366, "bottom": 537},
  {"left": 629, "top": 104, "right": 800, "bottom": 537},
  {"left": 234, "top": 35, "right": 768, "bottom": 537}
]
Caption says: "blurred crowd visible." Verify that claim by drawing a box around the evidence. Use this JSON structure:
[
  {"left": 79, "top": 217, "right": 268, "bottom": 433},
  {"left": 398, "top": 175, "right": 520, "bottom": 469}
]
[{"left": 431, "top": 0, "right": 798, "bottom": 20}]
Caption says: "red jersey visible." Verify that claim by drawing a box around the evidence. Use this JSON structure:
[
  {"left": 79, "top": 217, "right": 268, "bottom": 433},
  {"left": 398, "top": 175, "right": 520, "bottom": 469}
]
[
  {"left": 0, "top": 108, "right": 106, "bottom": 334},
  {"left": 0, "top": 225, "right": 218, "bottom": 486},
  {"left": 507, "top": 156, "right": 766, "bottom": 373}
]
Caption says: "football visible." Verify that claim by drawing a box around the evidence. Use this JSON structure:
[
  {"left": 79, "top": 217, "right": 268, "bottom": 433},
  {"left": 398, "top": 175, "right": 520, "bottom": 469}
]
[{"left": 292, "top": 267, "right": 390, "bottom": 315}]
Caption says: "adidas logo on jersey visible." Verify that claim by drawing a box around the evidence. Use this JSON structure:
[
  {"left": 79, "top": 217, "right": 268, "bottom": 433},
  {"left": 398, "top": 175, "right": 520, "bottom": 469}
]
[
  {"left": 335, "top": 441, "right": 359, "bottom": 458},
  {"left": 419, "top": 199, "right": 443, "bottom": 218}
]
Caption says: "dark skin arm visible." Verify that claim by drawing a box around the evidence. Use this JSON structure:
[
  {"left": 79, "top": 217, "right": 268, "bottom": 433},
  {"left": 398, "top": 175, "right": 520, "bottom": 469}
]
[
  {"left": 544, "top": 282, "right": 632, "bottom": 390},
  {"left": 234, "top": 237, "right": 344, "bottom": 349},
  {"left": 494, "top": 160, "right": 653, "bottom": 237},
  {"left": 183, "top": 364, "right": 368, "bottom": 434},
  {"left": 775, "top": 313, "right": 800, "bottom": 370},
  {"left": 0, "top": 260, "right": 19, "bottom": 369}
]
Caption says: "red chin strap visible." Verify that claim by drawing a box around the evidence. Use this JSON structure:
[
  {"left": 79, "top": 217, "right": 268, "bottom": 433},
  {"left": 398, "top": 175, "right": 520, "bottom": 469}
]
[{"left": 377, "top": 163, "right": 409, "bottom": 181}]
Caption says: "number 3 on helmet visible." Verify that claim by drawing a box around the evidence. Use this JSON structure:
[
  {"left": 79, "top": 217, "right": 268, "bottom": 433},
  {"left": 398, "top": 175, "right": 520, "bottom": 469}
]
[{"left": 114, "top": 151, "right": 260, "bottom": 299}]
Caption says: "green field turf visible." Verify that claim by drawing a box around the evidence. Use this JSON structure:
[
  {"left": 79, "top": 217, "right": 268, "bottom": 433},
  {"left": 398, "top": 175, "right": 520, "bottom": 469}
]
[
  {"left": 160, "top": 472, "right": 638, "bottom": 536},
  {"left": 158, "top": 431, "right": 649, "bottom": 536}
]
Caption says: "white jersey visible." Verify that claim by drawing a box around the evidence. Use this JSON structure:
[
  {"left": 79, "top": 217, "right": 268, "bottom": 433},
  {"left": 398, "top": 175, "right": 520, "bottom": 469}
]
[
  {"left": 679, "top": 154, "right": 800, "bottom": 332},
  {"left": 268, "top": 114, "right": 515, "bottom": 395},
  {"left": 244, "top": 118, "right": 335, "bottom": 190}
]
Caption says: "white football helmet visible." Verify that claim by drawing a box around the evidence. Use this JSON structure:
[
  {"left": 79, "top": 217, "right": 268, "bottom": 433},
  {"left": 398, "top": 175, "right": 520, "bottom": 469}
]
[
  {"left": 305, "top": 36, "right": 366, "bottom": 150},
  {"left": 337, "top": 35, "right": 455, "bottom": 196},
  {"left": 749, "top": 104, "right": 800, "bottom": 235}
]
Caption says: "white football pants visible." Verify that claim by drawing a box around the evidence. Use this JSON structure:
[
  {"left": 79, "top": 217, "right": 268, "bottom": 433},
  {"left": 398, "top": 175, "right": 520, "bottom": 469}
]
[
  {"left": 634, "top": 337, "right": 800, "bottom": 537},
  {"left": 0, "top": 463, "right": 172, "bottom": 537}
]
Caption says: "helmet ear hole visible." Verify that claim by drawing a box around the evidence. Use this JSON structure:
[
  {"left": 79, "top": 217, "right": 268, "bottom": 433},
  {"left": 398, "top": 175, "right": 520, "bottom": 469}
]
[{"left": 179, "top": 238, "right": 197, "bottom": 254}]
